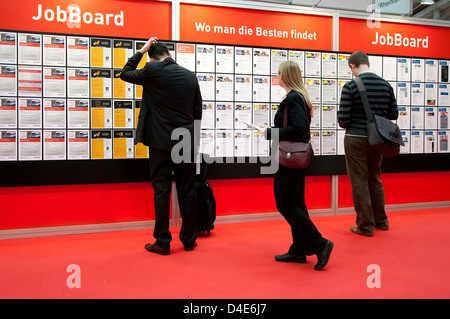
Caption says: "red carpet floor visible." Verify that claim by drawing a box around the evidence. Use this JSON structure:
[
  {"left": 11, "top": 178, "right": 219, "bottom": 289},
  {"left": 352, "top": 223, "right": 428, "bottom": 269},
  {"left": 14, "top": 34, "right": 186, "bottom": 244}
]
[{"left": 1, "top": 208, "right": 450, "bottom": 299}]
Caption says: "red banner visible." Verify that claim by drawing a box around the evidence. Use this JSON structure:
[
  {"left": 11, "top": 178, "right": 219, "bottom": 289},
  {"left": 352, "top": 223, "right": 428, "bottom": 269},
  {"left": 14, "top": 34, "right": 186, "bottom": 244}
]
[
  {"left": 339, "top": 18, "right": 450, "bottom": 59},
  {"left": 0, "top": 0, "right": 171, "bottom": 39},
  {"left": 180, "top": 3, "right": 333, "bottom": 51}
]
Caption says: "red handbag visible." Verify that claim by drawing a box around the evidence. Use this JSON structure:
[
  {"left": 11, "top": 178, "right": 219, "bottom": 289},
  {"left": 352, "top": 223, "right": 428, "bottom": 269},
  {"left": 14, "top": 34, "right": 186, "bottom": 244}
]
[{"left": 275, "top": 93, "right": 312, "bottom": 169}]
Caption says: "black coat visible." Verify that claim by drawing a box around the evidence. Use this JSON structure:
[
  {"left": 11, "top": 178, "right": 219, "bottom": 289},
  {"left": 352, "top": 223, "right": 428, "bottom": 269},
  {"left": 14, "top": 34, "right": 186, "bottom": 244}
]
[
  {"left": 120, "top": 52, "right": 202, "bottom": 150},
  {"left": 266, "top": 90, "right": 310, "bottom": 143}
]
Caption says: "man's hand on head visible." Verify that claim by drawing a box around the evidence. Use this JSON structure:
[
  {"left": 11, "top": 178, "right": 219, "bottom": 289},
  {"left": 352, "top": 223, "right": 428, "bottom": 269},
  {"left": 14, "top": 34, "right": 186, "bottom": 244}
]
[{"left": 139, "top": 37, "right": 158, "bottom": 54}]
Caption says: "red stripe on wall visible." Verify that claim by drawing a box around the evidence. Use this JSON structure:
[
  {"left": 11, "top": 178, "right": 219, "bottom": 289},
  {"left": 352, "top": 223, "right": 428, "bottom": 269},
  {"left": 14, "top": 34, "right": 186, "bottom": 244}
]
[
  {"left": 338, "top": 171, "right": 450, "bottom": 208},
  {"left": 1, "top": 172, "right": 448, "bottom": 231},
  {"left": 0, "top": 183, "right": 156, "bottom": 230},
  {"left": 210, "top": 175, "right": 332, "bottom": 216}
]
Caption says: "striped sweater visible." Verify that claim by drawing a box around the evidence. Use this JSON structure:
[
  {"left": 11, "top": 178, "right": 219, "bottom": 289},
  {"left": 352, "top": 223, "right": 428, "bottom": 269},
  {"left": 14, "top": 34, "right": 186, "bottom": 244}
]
[{"left": 338, "top": 72, "right": 398, "bottom": 136}]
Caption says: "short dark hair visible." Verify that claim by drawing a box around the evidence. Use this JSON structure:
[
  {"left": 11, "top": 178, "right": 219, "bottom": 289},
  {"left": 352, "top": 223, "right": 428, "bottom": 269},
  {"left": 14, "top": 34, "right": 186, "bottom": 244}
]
[
  {"left": 148, "top": 42, "right": 170, "bottom": 60},
  {"left": 348, "top": 51, "right": 370, "bottom": 68}
]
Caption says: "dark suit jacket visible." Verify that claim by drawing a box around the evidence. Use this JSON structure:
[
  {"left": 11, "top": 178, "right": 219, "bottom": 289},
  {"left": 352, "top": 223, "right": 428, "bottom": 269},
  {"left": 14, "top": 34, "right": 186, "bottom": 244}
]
[{"left": 120, "top": 52, "right": 202, "bottom": 151}]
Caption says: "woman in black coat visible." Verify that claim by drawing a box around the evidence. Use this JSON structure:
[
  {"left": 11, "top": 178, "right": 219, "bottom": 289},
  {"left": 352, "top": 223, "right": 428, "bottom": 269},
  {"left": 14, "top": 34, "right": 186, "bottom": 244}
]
[{"left": 264, "top": 61, "right": 333, "bottom": 271}]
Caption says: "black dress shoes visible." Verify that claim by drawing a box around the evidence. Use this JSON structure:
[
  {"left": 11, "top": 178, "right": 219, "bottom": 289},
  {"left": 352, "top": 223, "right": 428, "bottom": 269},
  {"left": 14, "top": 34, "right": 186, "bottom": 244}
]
[
  {"left": 145, "top": 242, "right": 170, "bottom": 256},
  {"left": 314, "top": 240, "right": 334, "bottom": 271},
  {"left": 184, "top": 241, "right": 197, "bottom": 251},
  {"left": 275, "top": 253, "right": 307, "bottom": 263}
]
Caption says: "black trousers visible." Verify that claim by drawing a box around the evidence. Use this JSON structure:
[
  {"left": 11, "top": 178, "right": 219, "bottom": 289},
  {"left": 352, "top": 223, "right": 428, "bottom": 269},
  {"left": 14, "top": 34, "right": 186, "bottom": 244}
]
[
  {"left": 274, "top": 165, "right": 326, "bottom": 256},
  {"left": 149, "top": 147, "right": 197, "bottom": 248}
]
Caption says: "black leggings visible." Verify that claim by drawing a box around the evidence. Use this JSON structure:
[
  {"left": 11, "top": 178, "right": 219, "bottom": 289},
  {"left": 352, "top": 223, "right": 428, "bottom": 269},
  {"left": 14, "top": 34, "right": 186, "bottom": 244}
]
[{"left": 274, "top": 165, "right": 326, "bottom": 256}]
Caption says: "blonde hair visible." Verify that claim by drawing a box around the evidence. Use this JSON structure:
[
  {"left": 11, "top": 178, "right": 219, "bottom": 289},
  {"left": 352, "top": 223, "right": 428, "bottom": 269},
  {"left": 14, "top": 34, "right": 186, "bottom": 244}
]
[{"left": 278, "top": 60, "right": 314, "bottom": 117}]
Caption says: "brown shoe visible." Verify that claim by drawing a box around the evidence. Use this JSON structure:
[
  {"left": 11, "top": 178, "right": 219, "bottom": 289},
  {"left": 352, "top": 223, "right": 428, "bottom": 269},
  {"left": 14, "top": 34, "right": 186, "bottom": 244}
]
[
  {"left": 376, "top": 224, "right": 389, "bottom": 231},
  {"left": 350, "top": 226, "right": 373, "bottom": 237},
  {"left": 145, "top": 242, "right": 170, "bottom": 255}
]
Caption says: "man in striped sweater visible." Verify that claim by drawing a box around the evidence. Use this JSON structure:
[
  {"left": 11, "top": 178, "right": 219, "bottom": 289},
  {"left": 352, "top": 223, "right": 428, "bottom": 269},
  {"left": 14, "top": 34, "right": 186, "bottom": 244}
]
[{"left": 338, "top": 51, "right": 398, "bottom": 237}]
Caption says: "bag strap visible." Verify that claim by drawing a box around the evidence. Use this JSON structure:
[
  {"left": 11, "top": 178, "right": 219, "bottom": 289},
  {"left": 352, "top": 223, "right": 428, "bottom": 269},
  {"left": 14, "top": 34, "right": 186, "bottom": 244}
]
[
  {"left": 353, "top": 77, "right": 375, "bottom": 123},
  {"left": 283, "top": 92, "right": 311, "bottom": 140}
]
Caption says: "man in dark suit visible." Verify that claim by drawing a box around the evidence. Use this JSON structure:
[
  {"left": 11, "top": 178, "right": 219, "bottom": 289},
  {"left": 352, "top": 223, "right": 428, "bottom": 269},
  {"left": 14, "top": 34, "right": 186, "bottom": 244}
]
[{"left": 120, "top": 37, "right": 202, "bottom": 255}]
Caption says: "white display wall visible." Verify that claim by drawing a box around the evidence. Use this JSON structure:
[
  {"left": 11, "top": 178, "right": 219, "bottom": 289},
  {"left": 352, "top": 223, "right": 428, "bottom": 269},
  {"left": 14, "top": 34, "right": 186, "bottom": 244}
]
[{"left": 1, "top": 30, "right": 449, "bottom": 162}]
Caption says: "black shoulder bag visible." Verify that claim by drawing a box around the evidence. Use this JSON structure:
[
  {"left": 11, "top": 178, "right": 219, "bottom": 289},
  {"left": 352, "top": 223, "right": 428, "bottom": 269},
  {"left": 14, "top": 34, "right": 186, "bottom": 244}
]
[{"left": 353, "top": 77, "right": 404, "bottom": 158}]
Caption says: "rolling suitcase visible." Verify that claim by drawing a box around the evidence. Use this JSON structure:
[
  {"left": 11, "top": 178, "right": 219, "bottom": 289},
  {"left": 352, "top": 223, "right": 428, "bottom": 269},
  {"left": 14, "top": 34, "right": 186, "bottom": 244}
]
[{"left": 196, "top": 153, "right": 216, "bottom": 236}]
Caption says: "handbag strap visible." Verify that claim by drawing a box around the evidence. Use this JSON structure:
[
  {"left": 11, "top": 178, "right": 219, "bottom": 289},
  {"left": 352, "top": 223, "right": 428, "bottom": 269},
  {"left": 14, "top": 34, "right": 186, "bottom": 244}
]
[
  {"left": 353, "top": 77, "right": 375, "bottom": 123},
  {"left": 283, "top": 92, "right": 311, "bottom": 140}
]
